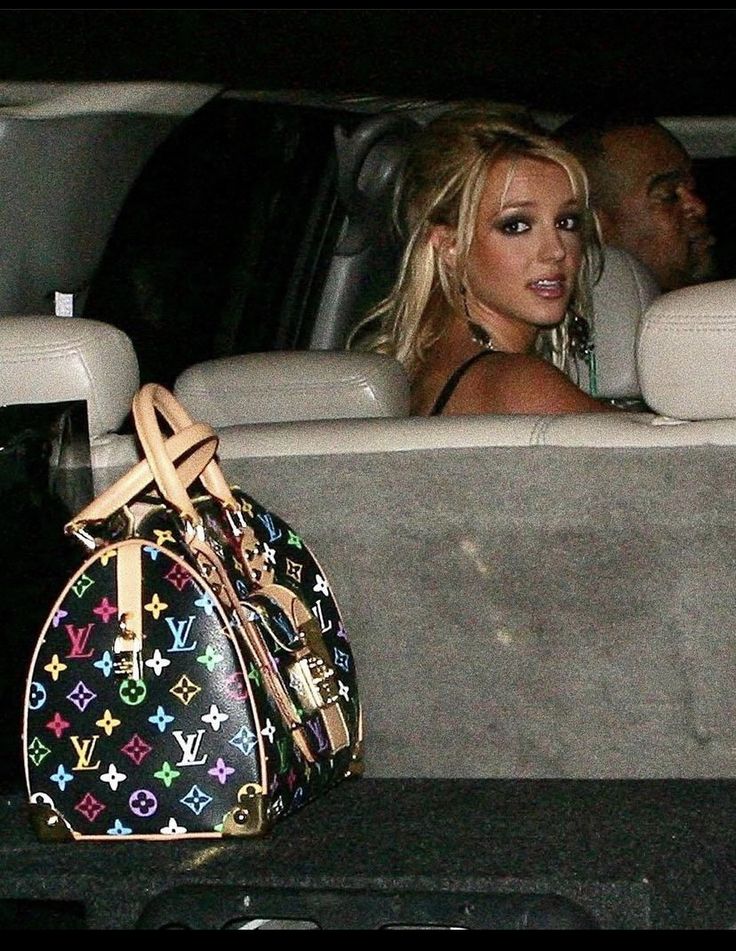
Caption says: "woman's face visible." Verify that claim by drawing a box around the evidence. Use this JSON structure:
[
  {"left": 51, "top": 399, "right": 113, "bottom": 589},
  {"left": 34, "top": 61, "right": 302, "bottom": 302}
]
[{"left": 460, "top": 155, "right": 584, "bottom": 345}]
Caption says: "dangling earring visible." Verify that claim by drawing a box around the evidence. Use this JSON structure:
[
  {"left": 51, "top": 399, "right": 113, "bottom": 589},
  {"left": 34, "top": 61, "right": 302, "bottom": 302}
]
[
  {"left": 568, "top": 310, "right": 598, "bottom": 395},
  {"left": 468, "top": 321, "right": 495, "bottom": 350},
  {"left": 460, "top": 285, "right": 495, "bottom": 351},
  {"left": 568, "top": 311, "right": 594, "bottom": 363}
]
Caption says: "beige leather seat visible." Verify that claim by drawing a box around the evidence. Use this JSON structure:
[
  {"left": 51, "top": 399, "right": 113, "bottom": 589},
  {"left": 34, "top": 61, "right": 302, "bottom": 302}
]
[
  {"left": 83, "top": 280, "right": 736, "bottom": 484},
  {"left": 174, "top": 350, "right": 410, "bottom": 427},
  {"left": 0, "top": 316, "right": 139, "bottom": 502},
  {"left": 0, "top": 316, "right": 139, "bottom": 439},
  {"left": 577, "top": 245, "right": 660, "bottom": 401},
  {"left": 172, "top": 246, "right": 656, "bottom": 429},
  {"left": 637, "top": 278, "right": 736, "bottom": 419}
]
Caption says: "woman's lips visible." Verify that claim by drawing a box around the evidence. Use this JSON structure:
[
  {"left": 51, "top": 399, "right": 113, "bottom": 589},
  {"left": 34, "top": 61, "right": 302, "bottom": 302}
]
[{"left": 529, "top": 278, "right": 566, "bottom": 299}]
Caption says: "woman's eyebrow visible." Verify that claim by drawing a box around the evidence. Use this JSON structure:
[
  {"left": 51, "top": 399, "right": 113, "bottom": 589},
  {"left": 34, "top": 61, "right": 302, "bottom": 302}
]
[
  {"left": 499, "top": 196, "right": 580, "bottom": 211},
  {"left": 498, "top": 199, "right": 537, "bottom": 210}
]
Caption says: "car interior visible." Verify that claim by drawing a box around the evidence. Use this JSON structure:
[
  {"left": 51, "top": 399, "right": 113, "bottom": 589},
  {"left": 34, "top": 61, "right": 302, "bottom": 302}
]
[{"left": 4, "top": 76, "right": 736, "bottom": 928}]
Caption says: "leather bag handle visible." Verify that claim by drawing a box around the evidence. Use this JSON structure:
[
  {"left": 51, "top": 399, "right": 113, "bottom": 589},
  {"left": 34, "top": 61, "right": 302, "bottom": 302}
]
[
  {"left": 132, "top": 383, "right": 238, "bottom": 522},
  {"left": 67, "top": 421, "right": 219, "bottom": 534}
]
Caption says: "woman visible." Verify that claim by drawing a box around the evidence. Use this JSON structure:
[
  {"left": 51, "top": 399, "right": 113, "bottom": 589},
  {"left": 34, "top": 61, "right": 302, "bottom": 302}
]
[{"left": 350, "top": 104, "right": 617, "bottom": 415}]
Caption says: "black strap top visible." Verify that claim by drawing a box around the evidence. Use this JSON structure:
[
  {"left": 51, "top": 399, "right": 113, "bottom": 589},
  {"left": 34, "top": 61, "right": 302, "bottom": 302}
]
[{"left": 429, "top": 350, "right": 497, "bottom": 416}]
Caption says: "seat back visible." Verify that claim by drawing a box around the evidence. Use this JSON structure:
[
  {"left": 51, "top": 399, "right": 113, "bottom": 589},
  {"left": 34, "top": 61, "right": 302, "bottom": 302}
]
[
  {"left": 174, "top": 350, "right": 410, "bottom": 427},
  {"left": 0, "top": 316, "right": 139, "bottom": 438},
  {"left": 309, "top": 112, "right": 422, "bottom": 352},
  {"left": 637, "top": 278, "right": 736, "bottom": 419},
  {"left": 576, "top": 246, "right": 660, "bottom": 400}
]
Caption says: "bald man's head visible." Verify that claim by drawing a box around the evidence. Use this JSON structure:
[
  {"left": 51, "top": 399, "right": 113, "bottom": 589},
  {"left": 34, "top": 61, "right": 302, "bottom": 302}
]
[{"left": 558, "top": 112, "right": 716, "bottom": 291}]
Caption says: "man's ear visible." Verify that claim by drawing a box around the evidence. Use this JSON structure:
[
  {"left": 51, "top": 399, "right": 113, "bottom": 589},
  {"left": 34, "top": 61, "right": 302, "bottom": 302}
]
[{"left": 428, "top": 224, "right": 457, "bottom": 266}]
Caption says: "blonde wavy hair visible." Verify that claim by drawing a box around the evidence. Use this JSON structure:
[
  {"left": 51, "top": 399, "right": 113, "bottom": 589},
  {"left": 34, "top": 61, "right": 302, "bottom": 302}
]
[{"left": 348, "top": 103, "right": 602, "bottom": 380}]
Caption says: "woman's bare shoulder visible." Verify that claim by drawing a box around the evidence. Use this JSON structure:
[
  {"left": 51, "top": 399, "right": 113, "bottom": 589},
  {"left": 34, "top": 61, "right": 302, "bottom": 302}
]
[{"left": 445, "top": 351, "right": 618, "bottom": 415}]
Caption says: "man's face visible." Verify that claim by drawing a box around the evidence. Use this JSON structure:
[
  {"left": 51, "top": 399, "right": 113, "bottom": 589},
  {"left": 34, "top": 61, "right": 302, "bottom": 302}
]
[{"left": 596, "top": 125, "right": 716, "bottom": 292}]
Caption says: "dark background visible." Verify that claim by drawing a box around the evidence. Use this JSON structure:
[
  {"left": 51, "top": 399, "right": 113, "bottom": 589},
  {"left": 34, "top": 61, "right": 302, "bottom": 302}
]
[{"left": 2, "top": 9, "right": 736, "bottom": 115}]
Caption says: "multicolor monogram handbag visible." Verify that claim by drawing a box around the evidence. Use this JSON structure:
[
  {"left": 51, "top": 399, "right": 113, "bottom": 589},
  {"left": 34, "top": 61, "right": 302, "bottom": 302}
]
[{"left": 22, "top": 384, "right": 363, "bottom": 840}]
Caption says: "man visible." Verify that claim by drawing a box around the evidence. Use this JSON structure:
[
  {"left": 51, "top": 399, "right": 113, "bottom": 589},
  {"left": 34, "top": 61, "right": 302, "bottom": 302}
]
[{"left": 556, "top": 110, "right": 717, "bottom": 292}]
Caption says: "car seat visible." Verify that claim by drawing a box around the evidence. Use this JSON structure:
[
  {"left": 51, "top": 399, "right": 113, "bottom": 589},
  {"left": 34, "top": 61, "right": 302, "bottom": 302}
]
[
  {"left": 0, "top": 316, "right": 139, "bottom": 440},
  {"left": 637, "top": 277, "right": 736, "bottom": 419},
  {"left": 579, "top": 246, "right": 661, "bottom": 403},
  {"left": 174, "top": 350, "right": 410, "bottom": 427}
]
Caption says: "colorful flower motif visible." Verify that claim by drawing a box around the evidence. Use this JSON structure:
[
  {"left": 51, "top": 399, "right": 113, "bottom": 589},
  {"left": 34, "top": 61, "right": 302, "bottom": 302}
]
[{"left": 75, "top": 792, "right": 105, "bottom": 822}]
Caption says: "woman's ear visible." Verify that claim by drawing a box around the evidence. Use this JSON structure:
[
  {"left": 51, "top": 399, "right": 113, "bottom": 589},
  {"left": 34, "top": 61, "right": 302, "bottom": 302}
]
[{"left": 428, "top": 224, "right": 457, "bottom": 266}]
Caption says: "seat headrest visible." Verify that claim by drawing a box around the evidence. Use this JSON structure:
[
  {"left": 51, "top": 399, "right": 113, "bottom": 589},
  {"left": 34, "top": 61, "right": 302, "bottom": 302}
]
[
  {"left": 174, "top": 350, "right": 410, "bottom": 426},
  {"left": 580, "top": 246, "right": 660, "bottom": 399},
  {"left": 637, "top": 279, "right": 736, "bottom": 419},
  {"left": 0, "top": 316, "right": 139, "bottom": 437}
]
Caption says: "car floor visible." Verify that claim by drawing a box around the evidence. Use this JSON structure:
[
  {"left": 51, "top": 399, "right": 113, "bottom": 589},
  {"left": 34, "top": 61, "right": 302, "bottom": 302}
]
[{"left": 1, "top": 777, "right": 736, "bottom": 929}]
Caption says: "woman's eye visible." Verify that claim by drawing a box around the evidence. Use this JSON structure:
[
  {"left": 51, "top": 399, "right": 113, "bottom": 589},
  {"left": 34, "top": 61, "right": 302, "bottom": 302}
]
[
  {"left": 557, "top": 214, "right": 581, "bottom": 231},
  {"left": 500, "top": 218, "right": 530, "bottom": 235}
]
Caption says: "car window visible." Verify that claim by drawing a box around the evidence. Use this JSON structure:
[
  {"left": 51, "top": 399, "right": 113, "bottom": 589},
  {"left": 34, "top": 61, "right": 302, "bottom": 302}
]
[
  {"left": 83, "top": 94, "right": 354, "bottom": 388},
  {"left": 694, "top": 156, "right": 736, "bottom": 281}
]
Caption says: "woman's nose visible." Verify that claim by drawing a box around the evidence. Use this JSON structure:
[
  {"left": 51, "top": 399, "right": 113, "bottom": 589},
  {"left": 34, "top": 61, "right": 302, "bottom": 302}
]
[{"left": 539, "top": 228, "right": 566, "bottom": 261}]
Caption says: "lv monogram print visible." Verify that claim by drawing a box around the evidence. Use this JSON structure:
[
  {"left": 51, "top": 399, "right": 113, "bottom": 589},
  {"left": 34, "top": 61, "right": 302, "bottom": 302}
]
[
  {"left": 25, "top": 540, "right": 265, "bottom": 837},
  {"left": 24, "top": 491, "right": 361, "bottom": 840}
]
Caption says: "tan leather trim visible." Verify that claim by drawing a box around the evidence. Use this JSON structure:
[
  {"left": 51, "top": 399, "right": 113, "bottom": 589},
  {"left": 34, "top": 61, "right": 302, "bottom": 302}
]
[
  {"left": 132, "top": 383, "right": 238, "bottom": 511},
  {"left": 68, "top": 422, "right": 218, "bottom": 530},
  {"left": 187, "top": 533, "right": 316, "bottom": 764},
  {"left": 321, "top": 702, "right": 350, "bottom": 754},
  {"left": 116, "top": 542, "right": 142, "bottom": 638},
  {"left": 254, "top": 582, "right": 352, "bottom": 754}
]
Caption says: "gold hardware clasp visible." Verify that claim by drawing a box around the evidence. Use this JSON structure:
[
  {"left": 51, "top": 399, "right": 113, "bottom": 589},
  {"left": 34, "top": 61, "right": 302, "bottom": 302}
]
[
  {"left": 287, "top": 651, "right": 339, "bottom": 715},
  {"left": 113, "top": 612, "right": 143, "bottom": 680},
  {"left": 67, "top": 524, "right": 99, "bottom": 551},
  {"left": 221, "top": 783, "right": 272, "bottom": 837}
]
